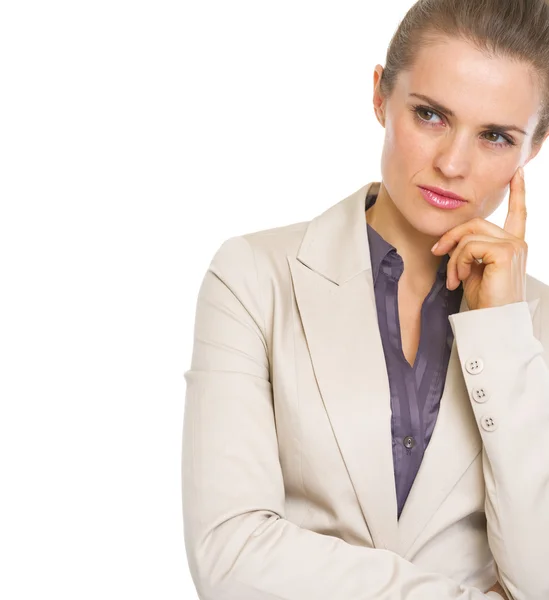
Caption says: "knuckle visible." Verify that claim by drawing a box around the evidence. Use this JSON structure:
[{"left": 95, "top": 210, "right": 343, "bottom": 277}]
[{"left": 461, "top": 234, "right": 474, "bottom": 247}]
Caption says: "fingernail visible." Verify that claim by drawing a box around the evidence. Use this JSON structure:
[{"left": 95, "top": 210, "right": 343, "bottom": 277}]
[
  {"left": 519, "top": 167, "right": 524, "bottom": 179},
  {"left": 431, "top": 242, "right": 439, "bottom": 252}
]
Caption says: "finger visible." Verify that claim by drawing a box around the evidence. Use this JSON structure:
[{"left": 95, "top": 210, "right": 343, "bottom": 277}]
[
  {"left": 452, "top": 240, "right": 515, "bottom": 289},
  {"left": 503, "top": 167, "right": 526, "bottom": 240},
  {"left": 446, "top": 234, "right": 495, "bottom": 288},
  {"left": 432, "top": 217, "right": 514, "bottom": 256}
]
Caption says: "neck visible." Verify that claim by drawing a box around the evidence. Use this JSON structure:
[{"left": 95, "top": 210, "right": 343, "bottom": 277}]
[{"left": 366, "top": 182, "right": 445, "bottom": 295}]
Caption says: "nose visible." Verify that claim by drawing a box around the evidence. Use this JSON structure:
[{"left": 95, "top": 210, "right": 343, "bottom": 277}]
[{"left": 432, "top": 132, "right": 473, "bottom": 179}]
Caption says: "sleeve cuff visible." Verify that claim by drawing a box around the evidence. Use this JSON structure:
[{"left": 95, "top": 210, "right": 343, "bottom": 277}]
[{"left": 448, "top": 301, "right": 536, "bottom": 349}]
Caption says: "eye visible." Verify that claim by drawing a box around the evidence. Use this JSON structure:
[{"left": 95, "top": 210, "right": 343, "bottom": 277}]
[
  {"left": 483, "top": 131, "right": 516, "bottom": 147},
  {"left": 410, "top": 104, "right": 516, "bottom": 148},
  {"left": 411, "top": 105, "right": 443, "bottom": 125},
  {"left": 414, "top": 106, "right": 439, "bottom": 123}
]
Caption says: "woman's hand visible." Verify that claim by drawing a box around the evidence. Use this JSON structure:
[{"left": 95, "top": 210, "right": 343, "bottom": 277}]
[{"left": 431, "top": 167, "right": 528, "bottom": 311}]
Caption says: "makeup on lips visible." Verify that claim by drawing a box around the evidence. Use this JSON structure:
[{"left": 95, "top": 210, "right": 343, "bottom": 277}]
[{"left": 418, "top": 186, "right": 468, "bottom": 210}]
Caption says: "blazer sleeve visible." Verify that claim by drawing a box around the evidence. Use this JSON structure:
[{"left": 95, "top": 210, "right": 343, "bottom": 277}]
[
  {"left": 182, "top": 235, "right": 499, "bottom": 600},
  {"left": 448, "top": 302, "right": 549, "bottom": 600}
]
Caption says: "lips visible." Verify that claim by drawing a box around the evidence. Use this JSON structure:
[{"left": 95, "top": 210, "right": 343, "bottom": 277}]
[
  {"left": 419, "top": 185, "right": 467, "bottom": 202},
  {"left": 418, "top": 186, "right": 467, "bottom": 210}
]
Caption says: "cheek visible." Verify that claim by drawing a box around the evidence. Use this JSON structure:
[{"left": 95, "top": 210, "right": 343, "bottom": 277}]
[{"left": 382, "top": 116, "right": 428, "bottom": 169}]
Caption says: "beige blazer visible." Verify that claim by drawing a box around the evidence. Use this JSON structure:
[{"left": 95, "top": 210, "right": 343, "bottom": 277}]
[{"left": 183, "top": 181, "right": 549, "bottom": 600}]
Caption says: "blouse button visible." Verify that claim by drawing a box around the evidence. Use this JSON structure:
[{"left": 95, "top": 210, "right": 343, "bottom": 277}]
[{"left": 403, "top": 436, "right": 416, "bottom": 449}]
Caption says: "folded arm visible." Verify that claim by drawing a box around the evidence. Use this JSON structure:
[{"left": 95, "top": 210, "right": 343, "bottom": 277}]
[{"left": 183, "top": 236, "right": 504, "bottom": 600}]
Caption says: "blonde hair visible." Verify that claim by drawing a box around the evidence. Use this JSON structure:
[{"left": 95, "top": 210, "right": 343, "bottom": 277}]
[{"left": 379, "top": 0, "right": 549, "bottom": 147}]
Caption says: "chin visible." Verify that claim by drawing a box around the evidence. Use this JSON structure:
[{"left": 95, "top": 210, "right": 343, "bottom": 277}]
[{"left": 404, "top": 205, "right": 463, "bottom": 238}]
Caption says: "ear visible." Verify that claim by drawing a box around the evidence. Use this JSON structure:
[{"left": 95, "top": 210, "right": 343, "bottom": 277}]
[{"left": 373, "top": 65, "right": 386, "bottom": 127}]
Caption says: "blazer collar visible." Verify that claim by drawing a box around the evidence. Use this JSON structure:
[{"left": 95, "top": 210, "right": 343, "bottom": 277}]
[{"left": 296, "top": 182, "right": 378, "bottom": 285}]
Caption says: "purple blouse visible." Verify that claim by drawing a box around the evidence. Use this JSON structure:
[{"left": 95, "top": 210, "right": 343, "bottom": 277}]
[{"left": 365, "top": 191, "right": 464, "bottom": 519}]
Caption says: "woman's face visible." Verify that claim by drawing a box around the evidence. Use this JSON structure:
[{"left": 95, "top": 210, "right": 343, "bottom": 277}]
[{"left": 373, "top": 35, "right": 546, "bottom": 237}]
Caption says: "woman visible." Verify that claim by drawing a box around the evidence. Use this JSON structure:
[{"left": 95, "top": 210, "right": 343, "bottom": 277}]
[{"left": 183, "top": 1, "right": 549, "bottom": 598}]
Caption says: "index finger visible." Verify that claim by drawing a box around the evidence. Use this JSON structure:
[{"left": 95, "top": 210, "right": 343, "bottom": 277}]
[{"left": 503, "top": 167, "right": 526, "bottom": 240}]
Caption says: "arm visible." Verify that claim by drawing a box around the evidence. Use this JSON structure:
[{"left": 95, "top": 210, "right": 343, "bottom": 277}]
[
  {"left": 182, "top": 236, "right": 500, "bottom": 600},
  {"left": 448, "top": 302, "right": 549, "bottom": 600}
]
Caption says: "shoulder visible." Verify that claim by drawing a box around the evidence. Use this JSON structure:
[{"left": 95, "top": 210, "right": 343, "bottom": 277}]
[
  {"left": 526, "top": 271, "right": 549, "bottom": 317},
  {"left": 525, "top": 272, "right": 549, "bottom": 343},
  {"left": 201, "top": 220, "right": 311, "bottom": 341},
  {"left": 526, "top": 272, "right": 549, "bottom": 298},
  {"left": 208, "top": 218, "right": 310, "bottom": 283},
  {"left": 210, "top": 181, "right": 375, "bottom": 279}
]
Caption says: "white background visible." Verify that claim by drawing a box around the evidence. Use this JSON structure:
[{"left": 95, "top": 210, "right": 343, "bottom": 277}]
[{"left": 1, "top": 1, "right": 548, "bottom": 598}]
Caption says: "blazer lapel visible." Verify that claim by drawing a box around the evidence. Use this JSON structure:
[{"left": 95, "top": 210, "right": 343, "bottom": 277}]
[{"left": 288, "top": 182, "right": 399, "bottom": 552}]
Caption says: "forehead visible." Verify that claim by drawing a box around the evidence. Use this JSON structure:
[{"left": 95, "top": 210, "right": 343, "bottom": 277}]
[{"left": 399, "top": 36, "right": 540, "bottom": 123}]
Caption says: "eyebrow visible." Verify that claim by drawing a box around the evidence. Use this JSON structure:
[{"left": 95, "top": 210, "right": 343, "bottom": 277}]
[{"left": 409, "top": 93, "right": 528, "bottom": 136}]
